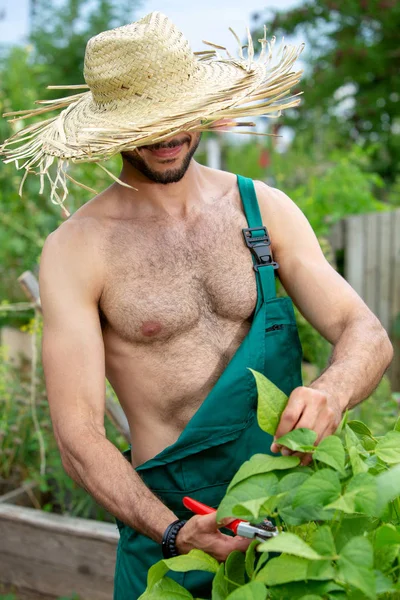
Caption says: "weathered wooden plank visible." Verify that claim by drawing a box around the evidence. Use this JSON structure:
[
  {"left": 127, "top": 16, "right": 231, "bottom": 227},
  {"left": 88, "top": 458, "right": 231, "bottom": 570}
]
[
  {"left": 17, "top": 271, "right": 41, "bottom": 309},
  {"left": 329, "top": 220, "right": 345, "bottom": 253},
  {"left": 364, "top": 212, "right": 379, "bottom": 315},
  {"left": 345, "top": 215, "right": 365, "bottom": 296},
  {"left": 0, "top": 504, "right": 118, "bottom": 600},
  {"left": 378, "top": 211, "right": 393, "bottom": 333},
  {"left": 0, "top": 553, "right": 113, "bottom": 600},
  {"left": 0, "top": 503, "right": 119, "bottom": 542}
]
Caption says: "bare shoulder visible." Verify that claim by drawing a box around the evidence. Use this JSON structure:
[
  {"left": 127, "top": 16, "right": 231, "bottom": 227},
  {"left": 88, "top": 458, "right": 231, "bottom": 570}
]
[
  {"left": 253, "top": 180, "right": 316, "bottom": 256},
  {"left": 253, "top": 180, "right": 299, "bottom": 219},
  {"left": 40, "top": 213, "right": 105, "bottom": 303}
]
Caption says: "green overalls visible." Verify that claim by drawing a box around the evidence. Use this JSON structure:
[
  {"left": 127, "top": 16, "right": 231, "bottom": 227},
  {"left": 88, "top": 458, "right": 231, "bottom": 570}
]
[{"left": 113, "top": 175, "right": 303, "bottom": 600}]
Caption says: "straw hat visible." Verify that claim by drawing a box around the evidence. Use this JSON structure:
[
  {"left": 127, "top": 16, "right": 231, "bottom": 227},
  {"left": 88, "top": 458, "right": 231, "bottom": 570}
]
[{"left": 0, "top": 12, "right": 304, "bottom": 210}]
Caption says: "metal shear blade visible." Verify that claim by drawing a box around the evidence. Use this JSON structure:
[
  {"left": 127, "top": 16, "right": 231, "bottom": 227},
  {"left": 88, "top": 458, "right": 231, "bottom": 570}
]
[{"left": 236, "top": 520, "right": 278, "bottom": 542}]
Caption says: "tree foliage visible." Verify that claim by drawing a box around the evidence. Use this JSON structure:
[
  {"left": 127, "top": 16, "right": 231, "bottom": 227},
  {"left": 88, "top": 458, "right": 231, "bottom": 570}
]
[
  {"left": 251, "top": 0, "right": 400, "bottom": 182},
  {"left": 0, "top": 0, "right": 139, "bottom": 306}
]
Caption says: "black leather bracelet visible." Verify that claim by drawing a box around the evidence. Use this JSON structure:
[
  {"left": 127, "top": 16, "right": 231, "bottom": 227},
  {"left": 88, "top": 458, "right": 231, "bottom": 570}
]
[{"left": 161, "top": 519, "right": 187, "bottom": 558}]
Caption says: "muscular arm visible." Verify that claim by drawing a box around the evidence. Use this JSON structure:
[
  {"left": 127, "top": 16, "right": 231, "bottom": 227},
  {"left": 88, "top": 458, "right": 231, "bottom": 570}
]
[
  {"left": 256, "top": 182, "right": 393, "bottom": 447},
  {"left": 39, "top": 220, "right": 176, "bottom": 542},
  {"left": 39, "top": 219, "right": 249, "bottom": 559}
]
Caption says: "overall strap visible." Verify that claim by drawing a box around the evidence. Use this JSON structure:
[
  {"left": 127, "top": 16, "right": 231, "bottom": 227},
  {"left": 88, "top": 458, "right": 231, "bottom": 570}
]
[{"left": 237, "top": 175, "right": 278, "bottom": 302}]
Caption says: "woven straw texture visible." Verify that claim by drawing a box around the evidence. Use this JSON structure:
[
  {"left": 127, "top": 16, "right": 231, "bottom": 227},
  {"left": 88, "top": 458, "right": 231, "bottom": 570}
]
[{"left": 0, "top": 11, "right": 304, "bottom": 210}]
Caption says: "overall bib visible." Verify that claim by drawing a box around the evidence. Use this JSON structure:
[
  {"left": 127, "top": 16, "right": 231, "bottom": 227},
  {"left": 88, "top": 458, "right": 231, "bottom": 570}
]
[{"left": 113, "top": 175, "right": 303, "bottom": 600}]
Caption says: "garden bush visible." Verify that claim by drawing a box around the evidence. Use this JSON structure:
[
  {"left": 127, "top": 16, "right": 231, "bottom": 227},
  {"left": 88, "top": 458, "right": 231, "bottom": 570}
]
[
  {"left": 0, "top": 314, "right": 126, "bottom": 520},
  {"left": 140, "top": 372, "right": 400, "bottom": 599}
]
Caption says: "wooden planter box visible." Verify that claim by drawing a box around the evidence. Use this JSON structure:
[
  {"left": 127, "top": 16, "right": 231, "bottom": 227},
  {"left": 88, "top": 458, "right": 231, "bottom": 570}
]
[{"left": 0, "top": 487, "right": 119, "bottom": 600}]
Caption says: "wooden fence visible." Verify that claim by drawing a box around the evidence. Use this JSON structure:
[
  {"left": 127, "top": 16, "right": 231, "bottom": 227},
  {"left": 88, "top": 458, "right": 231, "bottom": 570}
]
[{"left": 329, "top": 208, "right": 400, "bottom": 391}]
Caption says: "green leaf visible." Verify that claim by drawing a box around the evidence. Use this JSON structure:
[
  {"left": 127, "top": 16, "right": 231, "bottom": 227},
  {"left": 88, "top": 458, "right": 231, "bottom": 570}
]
[
  {"left": 226, "top": 581, "right": 267, "bottom": 600},
  {"left": 146, "top": 560, "right": 169, "bottom": 590},
  {"left": 227, "top": 455, "right": 299, "bottom": 492},
  {"left": 258, "top": 532, "right": 324, "bottom": 560},
  {"left": 254, "top": 551, "right": 270, "bottom": 576},
  {"left": 375, "top": 570, "right": 396, "bottom": 595},
  {"left": 211, "top": 563, "right": 229, "bottom": 600},
  {"left": 278, "top": 472, "right": 334, "bottom": 525},
  {"left": 225, "top": 551, "right": 245, "bottom": 592},
  {"left": 250, "top": 369, "right": 288, "bottom": 435},
  {"left": 335, "top": 516, "right": 374, "bottom": 552},
  {"left": 275, "top": 428, "right": 317, "bottom": 452},
  {"left": 245, "top": 540, "right": 260, "bottom": 579},
  {"left": 314, "top": 436, "right": 345, "bottom": 473},
  {"left": 255, "top": 554, "right": 308, "bottom": 585},
  {"left": 346, "top": 473, "right": 378, "bottom": 516},
  {"left": 163, "top": 549, "right": 219, "bottom": 574},
  {"left": 374, "top": 544, "right": 399, "bottom": 573},
  {"left": 142, "top": 576, "right": 194, "bottom": 599},
  {"left": 298, "top": 596, "right": 323, "bottom": 600},
  {"left": 217, "top": 473, "right": 279, "bottom": 520},
  {"left": 345, "top": 425, "right": 368, "bottom": 457},
  {"left": 348, "top": 446, "right": 368, "bottom": 475},
  {"left": 326, "top": 495, "right": 356, "bottom": 514},
  {"left": 337, "top": 537, "right": 376, "bottom": 599},
  {"left": 375, "top": 431, "right": 400, "bottom": 464},
  {"left": 293, "top": 469, "right": 341, "bottom": 508},
  {"left": 278, "top": 472, "right": 310, "bottom": 494},
  {"left": 306, "top": 559, "right": 335, "bottom": 581},
  {"left": 269, "top": 581, "right": 344, "bottom": 599},
  {"left": 326, "top": 473, "right": 378, "bottom": 516},
  {"left": 376, "top": 464, "right": 400, "bottom": 513},
  {"left": 232, "top": 496, "right": 277, "bottom": 521},
  {"left": 375, "top": 524, "right": 400, "bottom": 548},
  {"left": 310, "top": 526, "right": 336, "bottom": 558},
  {"left": 347, "top": 420, "right": 375, "bottom": 439}
]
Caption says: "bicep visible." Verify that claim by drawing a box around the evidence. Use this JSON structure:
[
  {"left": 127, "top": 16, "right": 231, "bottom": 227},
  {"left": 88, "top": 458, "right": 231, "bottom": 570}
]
[
  {"left": 39, "top": 226, "right": 106, "bottom": 450},
  {"left": 257, "top": 183, "right": 372, "bottom": 344}
]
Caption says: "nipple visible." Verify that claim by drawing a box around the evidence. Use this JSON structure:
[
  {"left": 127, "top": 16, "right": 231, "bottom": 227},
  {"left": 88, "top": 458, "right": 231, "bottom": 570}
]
[{"left": 141, "top": 321, "right": 162, "bottom": 337}]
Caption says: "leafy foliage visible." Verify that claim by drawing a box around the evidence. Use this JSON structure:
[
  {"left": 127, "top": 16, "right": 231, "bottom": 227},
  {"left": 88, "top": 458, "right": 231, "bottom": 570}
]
[
  {"left": 143, "top": 372, "right": 400, "bottom": 599},
  {"left": 251, "top": 0, "right": 400, "bottom": 183},
  {"left": 0, "top": 0, "right": 138, "bottom": 309},
  {"left": 0, "top": 315, "right": 126, "bottom": 521}
]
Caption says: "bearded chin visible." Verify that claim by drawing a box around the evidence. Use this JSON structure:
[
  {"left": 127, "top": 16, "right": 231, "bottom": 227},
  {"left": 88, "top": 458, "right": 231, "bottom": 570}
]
[{"left": 121, "top": 134, "right": 202, "bottom": 184}]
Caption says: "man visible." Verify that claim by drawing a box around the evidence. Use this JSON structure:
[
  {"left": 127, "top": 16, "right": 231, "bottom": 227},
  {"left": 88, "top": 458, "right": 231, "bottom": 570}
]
[{"left": 1, "top": 12, "right": 393, "bottom": 600}]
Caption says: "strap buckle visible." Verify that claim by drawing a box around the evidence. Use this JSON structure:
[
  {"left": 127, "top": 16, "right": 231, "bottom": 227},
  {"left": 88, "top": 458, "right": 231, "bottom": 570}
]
[{"left": 242, "top": 227, "right": 279, "bottom": 272}]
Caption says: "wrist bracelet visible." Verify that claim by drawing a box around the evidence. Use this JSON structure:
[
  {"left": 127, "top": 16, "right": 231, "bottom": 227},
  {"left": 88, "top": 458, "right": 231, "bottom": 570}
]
[{"left": 161, "top": 519, "right": 187, "bottom": 558}]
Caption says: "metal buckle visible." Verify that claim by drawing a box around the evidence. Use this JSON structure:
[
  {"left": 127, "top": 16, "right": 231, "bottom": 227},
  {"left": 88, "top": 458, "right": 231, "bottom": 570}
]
[{"left": 242, "top": 227, "right": 279, "bottom": 272}]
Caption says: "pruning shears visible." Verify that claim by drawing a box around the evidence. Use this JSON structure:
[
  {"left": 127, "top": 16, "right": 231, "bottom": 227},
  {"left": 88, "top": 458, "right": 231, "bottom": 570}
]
[{"left": 183, "top": 496, "right": 279, "bottom": 542}]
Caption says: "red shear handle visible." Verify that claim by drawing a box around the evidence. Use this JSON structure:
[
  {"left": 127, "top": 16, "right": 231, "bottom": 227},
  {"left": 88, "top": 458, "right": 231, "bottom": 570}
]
[{"left": 182, "top": 496, "right": 242, "bottom": 534}]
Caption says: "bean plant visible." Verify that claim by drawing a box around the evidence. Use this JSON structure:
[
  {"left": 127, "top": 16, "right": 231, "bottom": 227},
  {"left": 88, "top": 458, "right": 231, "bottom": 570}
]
[{"left": 140, "top": 371, "right": 400, "bottom": 599}]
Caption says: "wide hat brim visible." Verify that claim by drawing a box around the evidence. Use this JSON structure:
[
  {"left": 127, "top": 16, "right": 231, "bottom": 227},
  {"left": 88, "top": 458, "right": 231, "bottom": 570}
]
[{"left": 0, "top": 17, "right": 304, "bottom": 210}]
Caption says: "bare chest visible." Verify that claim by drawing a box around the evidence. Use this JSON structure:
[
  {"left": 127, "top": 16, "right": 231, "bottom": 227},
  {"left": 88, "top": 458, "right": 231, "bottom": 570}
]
[{"left": 99, "top": 200, "right": 257, "bottom": 344}]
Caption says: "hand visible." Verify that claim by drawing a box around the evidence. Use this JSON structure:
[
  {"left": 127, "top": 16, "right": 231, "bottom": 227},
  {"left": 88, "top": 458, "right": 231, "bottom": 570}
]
[
  {"left": 270, "top": 386, "right": 343, "bottom": 465},
  {"left": 175, "top": 512, "right": 251, "bottom": 561}
]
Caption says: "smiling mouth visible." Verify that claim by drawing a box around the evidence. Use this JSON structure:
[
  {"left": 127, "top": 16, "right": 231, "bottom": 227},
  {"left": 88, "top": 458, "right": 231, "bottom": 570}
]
[
  {"left": 141, "top": 137, "right": 190, "bottom": 159},
  {"left": 147, "top": 145, "right": 184, "bottom": 159}
]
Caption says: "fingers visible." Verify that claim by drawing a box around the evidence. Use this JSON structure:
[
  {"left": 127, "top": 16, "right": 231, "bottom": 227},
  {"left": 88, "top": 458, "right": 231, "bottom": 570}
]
[
  {"left": 177, "top": 513, "right": 252, "bottom": 561},
  {"left": 270, "top": 387, "right": 342, "bottom": 461},
  {"left": 271, "top": 388, "right": 305, "bottom": 453},
  {"left": 208, "top": 535, "right": 252, "bottom": 561}
]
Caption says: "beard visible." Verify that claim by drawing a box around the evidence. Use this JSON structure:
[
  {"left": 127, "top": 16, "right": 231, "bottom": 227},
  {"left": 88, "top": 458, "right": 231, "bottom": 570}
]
[{"left": 121, "top": 133, "right": 202, "bottom": 184}]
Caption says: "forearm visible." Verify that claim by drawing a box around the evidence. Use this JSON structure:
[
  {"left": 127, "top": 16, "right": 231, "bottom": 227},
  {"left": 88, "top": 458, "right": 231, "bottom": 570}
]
[
  {"left": 59, "top": 429, "right": 177, "bottom": 543},
  {"left": 310, "top": 314, "right": 394, "bottom": 411}
]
